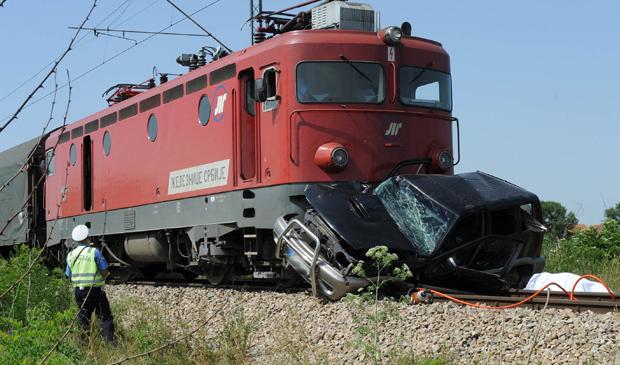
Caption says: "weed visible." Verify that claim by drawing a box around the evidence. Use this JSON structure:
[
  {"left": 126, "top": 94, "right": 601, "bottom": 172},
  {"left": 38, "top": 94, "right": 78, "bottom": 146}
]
[{"left": 346, "top": 245, "right": 413, "bottom": 365}]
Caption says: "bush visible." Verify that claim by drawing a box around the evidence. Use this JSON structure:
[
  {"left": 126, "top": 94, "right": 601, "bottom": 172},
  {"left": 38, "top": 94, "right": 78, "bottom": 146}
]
[
  {"left": 543, "top": 219, "right": 620, "bottom": 290},
  {"left": 0, "top": 245, "right": 72, "bottom": 322}
]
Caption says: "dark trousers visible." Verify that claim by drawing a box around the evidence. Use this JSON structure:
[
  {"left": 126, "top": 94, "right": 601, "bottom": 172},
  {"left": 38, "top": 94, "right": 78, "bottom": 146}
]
[{"left": 74, "top": 286, "right": 115, "bottom": 343}]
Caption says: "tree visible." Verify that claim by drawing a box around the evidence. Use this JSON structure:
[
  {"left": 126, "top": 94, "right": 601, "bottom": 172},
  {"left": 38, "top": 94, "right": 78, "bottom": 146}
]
[
  {"left": 541, "top": 201, "right": 579, "bottom": 240},
  {"left": 605, "top": 202, "right": 620, "bottom": 222}
]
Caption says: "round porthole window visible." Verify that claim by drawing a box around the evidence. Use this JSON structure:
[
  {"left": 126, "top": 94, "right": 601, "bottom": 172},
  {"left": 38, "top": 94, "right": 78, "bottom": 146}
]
[
  {"left": 103, "top": 131, "right": 111, "bottom": 156},
  {"left": 148, "top": 114, "right": 158, "bottom": 141},
  {"left": 198, "top": 95, "right": 210, "bottom": 126},
  {"left": 69, "top": 144, "right": 77, "bottom": 165}
]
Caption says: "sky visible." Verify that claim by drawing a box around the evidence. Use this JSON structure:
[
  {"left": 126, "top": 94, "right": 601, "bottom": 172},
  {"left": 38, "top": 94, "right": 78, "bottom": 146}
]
[{"left": 0, "top": 0, "right": 618, "bottom": 223}]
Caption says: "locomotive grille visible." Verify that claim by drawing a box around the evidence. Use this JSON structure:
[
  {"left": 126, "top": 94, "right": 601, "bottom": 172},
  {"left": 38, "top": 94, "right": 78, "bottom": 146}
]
[
  {"left": 311, "top": 1, "right": 375, "bottom": 31},
  {"left": 123, "top": 210, "right": 136, "bottom": 230}
]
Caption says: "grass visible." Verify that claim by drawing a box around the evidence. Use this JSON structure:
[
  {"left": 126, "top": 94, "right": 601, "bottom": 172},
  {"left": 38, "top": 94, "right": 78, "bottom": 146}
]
[
  {"left": 542, "top": 220, "right": 620, "bottom": 291},
  {"left": 0, "top": 246, "right": 258, "bottom": 365}
]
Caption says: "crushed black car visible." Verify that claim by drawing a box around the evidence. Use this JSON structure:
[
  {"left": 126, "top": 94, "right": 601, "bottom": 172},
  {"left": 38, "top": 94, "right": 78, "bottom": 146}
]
[{"left": 274, "top": 172, "right": 546, "bottom": 300}]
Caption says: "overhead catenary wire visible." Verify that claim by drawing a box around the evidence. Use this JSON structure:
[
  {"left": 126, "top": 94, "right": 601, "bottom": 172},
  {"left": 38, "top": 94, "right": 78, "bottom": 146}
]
[
  {"left": 106, "top": 0, "right": 133, "bottom": 27},
  {"left": 164, "top": 0, "right": 232, "bottom": 53},
  {"left": 0, "top": 0, "right": 144, "bottom": 106},
  {"left": 70, "top": 27, "right": 213, "bottom": 38},
  {"left": 0, "top": 0, "right": 97, "bottom": 135},
  {"left": 0, "top": 0, "right": 223, "bottom": 125}
]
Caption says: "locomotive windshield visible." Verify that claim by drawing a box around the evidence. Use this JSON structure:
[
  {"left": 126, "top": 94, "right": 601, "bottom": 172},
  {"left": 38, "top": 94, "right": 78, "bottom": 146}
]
[
  {"left": 296, "top": 62, "right": 385, "bottom": 103},
  {"left": 399, "top": 66, "right": 452, "bottom": 111},
  {"left": 375, "top": 177, "right": 456, "bottom": 256}
]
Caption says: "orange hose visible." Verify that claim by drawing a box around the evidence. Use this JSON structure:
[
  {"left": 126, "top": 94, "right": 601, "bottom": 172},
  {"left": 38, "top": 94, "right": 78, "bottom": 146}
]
[
  {"left": 417, "top": 274, "right": 617, "bottom": 310},
  {"left": 568, "top": 274, "right": 616, "bottom": 301}
]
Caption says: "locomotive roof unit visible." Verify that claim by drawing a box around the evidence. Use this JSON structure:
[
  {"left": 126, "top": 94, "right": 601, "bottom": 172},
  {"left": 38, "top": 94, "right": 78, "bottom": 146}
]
[{"left": 1, "top": 0, "right": 545, "bottom": 299}]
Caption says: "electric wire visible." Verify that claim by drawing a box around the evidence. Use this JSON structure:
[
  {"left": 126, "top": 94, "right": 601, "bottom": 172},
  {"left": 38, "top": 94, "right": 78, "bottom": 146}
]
[
  {"left": 0, "top": 0, "right": 132, "bottom": 105},
  {"left": 0, "top": 0, "right": 223, "bottom": 125},
  {"left": 0, "top": 0, "right": 97, "bottom": 134},
  {"left": 164, "top": 0, "right": 232, "bottom": 52},
  {"left": 115, "top": 0, "right": 161, "bottom": 28},
  {"left": 106, "top": 0, "right": 133, "bottom": 27}
]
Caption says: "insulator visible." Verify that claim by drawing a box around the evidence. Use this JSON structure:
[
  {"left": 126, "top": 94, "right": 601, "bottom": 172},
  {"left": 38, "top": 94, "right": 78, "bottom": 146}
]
[
  {"left": 189, "top": 54, "right": 198, "bottom": 71},
  {"left": 197, "top": 48, "right": 207, "bottom": 67},
  {"left": 254, "top": 32, "right": 266, "bottom": 44}
]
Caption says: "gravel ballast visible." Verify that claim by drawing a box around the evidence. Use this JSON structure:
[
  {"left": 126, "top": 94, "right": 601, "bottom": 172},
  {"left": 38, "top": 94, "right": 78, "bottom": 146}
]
[{"left": 106, "top": 285, "right": 619, "bottom": 364}]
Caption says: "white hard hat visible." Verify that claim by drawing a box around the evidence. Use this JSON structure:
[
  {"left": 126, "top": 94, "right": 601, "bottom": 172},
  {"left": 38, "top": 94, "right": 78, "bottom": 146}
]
[{"left": 71, "top": 225, "right": 89, "bottom": 242}]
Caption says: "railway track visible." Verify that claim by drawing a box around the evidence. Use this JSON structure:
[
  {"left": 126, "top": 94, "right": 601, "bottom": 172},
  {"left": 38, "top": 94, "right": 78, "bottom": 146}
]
[
  {"left": 112, "top": 279, "right": 618, "bottom": 314},
  {"left": 427, "top": 290, "right": 619, "bottom": 314},
  {"left": 110, "top": 278, "right": 308, "bottom": 295}
]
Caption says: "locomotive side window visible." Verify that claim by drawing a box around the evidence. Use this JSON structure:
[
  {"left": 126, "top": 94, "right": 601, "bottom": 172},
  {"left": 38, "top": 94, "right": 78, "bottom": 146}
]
[
  {"left": 85, "top": 119, "right": 99, "bottom": 134},
  {"left": 296, "top": 62, "right": 385, "bottom": 104},
  {"left": 45, "top": 149, "right": 55, "bottom": 176},
  {"left": 187, "top": 75, "right": 207, "bottom": 95},
  {"left": 71, "top": 126, "right": 83, "bottom": 139},
  {"left": 399, "top": 66, "right": 452, "bottom": 111},
  {"left": 147, "top": 114, "right": 158, "bottom": 141},
  {"left": 58, "top": 131, "right": 71, "bottom": 144},
  {"left": 246, "top": 79, "right": 255, "bottom": 116},
  {"left": 103, "top": 131, "right": 111, "bottom": 156},
  {"left": 198, "top": 95, "right": 211, "bottom": 126},
  {"left": 262, "top": 68, "right": 278, "bottom": 112},
  {"left": 69, "top": 144, "right": 77, "bottom": 166}
]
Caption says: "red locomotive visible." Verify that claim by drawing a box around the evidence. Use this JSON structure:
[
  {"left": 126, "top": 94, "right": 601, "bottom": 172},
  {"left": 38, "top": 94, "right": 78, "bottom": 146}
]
[{"left": 0, "top": 1, "right": 545, "bottom": 299}]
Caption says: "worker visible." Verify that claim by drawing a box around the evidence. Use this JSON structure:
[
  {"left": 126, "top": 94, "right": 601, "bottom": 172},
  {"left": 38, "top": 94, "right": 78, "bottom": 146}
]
[{"left": 65, "top": 224, "right": 116, "bottom": 344}]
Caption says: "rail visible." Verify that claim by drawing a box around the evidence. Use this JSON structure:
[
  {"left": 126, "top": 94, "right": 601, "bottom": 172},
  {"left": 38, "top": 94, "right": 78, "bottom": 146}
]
[{"left": 417, "top": 289, "right": 618, "bottom": 314}]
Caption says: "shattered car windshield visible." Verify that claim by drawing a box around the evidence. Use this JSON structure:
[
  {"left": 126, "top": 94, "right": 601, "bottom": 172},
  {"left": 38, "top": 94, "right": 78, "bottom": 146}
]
[{"left": 375, "top": 177, "right": 457, "bottom": 256}]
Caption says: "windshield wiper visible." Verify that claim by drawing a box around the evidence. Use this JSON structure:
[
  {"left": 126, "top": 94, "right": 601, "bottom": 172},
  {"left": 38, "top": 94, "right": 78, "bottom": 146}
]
[
  {"left": 339, "top": 54, "right": 373, "bottom": 84},
  {"left": 408, "top": 68, "right": 428, "bottom": 86}
]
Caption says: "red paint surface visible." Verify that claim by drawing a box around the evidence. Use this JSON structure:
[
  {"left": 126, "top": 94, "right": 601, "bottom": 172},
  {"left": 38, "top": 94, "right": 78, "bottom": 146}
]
[{"left": 45, "top": 30, "right": 453, "bottom": 220}]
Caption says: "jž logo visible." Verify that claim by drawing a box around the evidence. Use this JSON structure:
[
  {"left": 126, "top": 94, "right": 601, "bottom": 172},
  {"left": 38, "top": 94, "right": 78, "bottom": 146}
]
[
  {"left": 385, "top": 122, "right": 403, "bottom": 136},
  {"left": 214, "top": 94, "right": 227, "bottom": 116},
  {"left": 213, "top": 85, "right": 227, "bottom": 122}
]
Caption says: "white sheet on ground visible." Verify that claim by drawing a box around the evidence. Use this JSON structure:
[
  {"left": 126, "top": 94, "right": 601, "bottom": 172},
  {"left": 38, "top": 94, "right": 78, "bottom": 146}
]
[{"left": 525, "top": 272, "right": 609, "bottom": 293}]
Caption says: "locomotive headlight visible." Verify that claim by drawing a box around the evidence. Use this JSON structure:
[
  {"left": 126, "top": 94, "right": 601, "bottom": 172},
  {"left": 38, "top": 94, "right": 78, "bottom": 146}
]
[
  {"left": 438, "top": 151, "right": 453, "bottom": 170},
  {"left": 331, "top": 147, "right": 349, "bottom": 168},
  {"left": 383, "top": 26, "right": 403, "bottom": 45},
  {"left": 430, "top": 149, "right": 453, "bottom": 171},
  {"left": 315, "top": 143, "right": 349, "bottom": 172}
]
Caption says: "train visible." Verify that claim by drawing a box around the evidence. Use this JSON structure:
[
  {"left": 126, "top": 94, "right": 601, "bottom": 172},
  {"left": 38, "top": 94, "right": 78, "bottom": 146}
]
[{"left": 0, "top": 0, "right": 546, "bottom": 300}]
